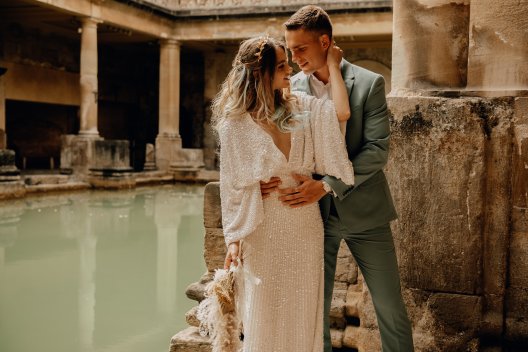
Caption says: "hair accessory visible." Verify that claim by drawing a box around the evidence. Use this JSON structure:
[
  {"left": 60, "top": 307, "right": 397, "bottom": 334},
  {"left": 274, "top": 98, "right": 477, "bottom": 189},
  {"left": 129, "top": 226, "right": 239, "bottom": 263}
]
[{"left": 254, "top": 35, "right": 270, "bottom": 62}]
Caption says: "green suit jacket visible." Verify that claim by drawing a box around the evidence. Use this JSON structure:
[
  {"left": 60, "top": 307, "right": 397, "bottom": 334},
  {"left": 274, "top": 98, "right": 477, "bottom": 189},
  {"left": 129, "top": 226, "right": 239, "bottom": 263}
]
[{"left": 291, "top": 60, "right": 397, "bottom": 233}]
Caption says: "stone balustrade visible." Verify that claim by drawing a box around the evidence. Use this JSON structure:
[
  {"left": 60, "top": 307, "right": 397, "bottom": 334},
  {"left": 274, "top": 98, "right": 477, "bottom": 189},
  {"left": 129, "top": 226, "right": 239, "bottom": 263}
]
[{"left": 139, "top": 0, "right": 391, "bottom": 13}]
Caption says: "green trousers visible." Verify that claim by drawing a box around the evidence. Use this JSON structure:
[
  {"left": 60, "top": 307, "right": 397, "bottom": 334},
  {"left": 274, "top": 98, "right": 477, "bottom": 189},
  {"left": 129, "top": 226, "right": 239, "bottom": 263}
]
[{"left": 323, "top": 214, "right": 414, "bottom": 352}]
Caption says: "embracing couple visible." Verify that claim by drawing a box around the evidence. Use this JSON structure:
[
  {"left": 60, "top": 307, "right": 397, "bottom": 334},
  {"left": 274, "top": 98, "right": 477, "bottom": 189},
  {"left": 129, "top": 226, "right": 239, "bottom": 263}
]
[{"left": 214, "top": 5, "right": 414, "bottom": 352}]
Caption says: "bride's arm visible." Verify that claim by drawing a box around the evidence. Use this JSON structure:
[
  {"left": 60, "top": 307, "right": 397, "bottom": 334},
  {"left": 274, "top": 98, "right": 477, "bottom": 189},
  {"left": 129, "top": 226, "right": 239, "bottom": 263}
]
[{"left": 328, "top": 45, "right": 350, "bottom": 123}]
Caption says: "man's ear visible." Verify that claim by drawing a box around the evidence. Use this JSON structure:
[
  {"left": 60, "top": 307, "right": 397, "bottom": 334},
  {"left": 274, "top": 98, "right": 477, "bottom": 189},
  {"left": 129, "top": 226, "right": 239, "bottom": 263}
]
[{"left": 320, "top": 34, "right": 331, "bottom": 49}]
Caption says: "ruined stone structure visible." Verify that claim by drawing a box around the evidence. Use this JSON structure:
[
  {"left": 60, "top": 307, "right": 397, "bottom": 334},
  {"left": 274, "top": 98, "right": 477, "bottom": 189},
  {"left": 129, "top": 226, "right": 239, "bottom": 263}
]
[
  {"left": 170, "top": 1, "right": 528, "bottom": 352},
  {"left": 0, "top": 0, "right": 392, "bottom": 196},
  {"left": 385, "top": 0, "right": 527, "bottom": 350}
]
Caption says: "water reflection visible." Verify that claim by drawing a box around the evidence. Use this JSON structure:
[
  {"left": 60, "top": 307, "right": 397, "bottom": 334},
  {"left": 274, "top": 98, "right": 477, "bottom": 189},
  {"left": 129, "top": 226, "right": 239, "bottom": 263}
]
[{"left": 0, "top": 185, "right": 206, "bottom": 352}]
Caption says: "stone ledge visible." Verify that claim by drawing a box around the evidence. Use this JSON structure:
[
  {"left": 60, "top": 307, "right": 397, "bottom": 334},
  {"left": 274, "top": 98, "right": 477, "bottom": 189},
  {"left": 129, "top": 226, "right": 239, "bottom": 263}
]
[{"left": 169, "top": 327, "right": 211, "bottom": 352}]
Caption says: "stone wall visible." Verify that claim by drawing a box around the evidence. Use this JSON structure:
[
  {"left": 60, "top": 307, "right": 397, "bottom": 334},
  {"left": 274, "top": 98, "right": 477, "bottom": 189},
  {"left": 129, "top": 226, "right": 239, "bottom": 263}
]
[
  {"left": 386, "top": 0, "right": 528, "bottom": 350},
  {"left": 385, "top": 96, "right": 525, "bottom": 351}
]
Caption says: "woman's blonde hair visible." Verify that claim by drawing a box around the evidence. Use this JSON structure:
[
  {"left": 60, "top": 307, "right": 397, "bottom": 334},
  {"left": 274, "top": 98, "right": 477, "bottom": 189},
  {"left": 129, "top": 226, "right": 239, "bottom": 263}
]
[{"left": 211, "top": 35, "right": 298, "bottom": 131}]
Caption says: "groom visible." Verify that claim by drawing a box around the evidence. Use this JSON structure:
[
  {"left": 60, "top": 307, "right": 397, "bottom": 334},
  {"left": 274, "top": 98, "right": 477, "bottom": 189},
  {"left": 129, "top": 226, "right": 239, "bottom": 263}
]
[{"left": 261, "top": 5, "right": 414, "bottom": 352}]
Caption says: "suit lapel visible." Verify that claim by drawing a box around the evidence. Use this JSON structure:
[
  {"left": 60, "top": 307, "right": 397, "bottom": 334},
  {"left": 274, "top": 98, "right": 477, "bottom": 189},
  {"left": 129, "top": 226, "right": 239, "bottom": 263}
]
[{"left": 293, "top": 74, "right": 312, "bottom": 95}]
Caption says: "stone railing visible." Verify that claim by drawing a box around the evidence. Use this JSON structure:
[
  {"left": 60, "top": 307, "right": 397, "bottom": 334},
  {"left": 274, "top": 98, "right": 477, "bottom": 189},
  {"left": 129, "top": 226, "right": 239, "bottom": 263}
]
[{"left": 136, "top": 0, "right": 391, "bottom": 15}]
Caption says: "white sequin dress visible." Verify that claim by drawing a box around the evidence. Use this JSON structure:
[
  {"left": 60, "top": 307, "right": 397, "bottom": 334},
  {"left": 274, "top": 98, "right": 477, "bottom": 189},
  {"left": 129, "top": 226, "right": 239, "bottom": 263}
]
[{"left": 217, "top": 93, "right": 354, "bottom": 352}]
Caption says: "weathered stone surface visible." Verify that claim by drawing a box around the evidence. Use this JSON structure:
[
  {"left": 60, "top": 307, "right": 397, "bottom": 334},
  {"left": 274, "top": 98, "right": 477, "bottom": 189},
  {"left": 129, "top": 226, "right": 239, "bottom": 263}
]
[
  {"left": 185, "top": 272, "right": 213, "bottom": 303},
  {"left": 185, "top": 306, "right": 200, "bottom": 328},
  {"left": 143, "top": 143, "right": 157, "bottom": 171},
  {"left": 330, "top": 328, "right": 343, "bottom": 349},
  {"left": 88, "top": 140, "right": 136, "bottom": 189},
  {"left": 387, "top": 96, "right": 494, "bottom": 294},
  {"left": 345, "top": 288, "right": 361, "bottom": 318},
  {"left": 343, "top": 325, "right": 360, "bottom": 349},
  {"left": 512, "top": 98, "right": 528, "bottom": 234},
  {"left": 60, "top": 134, "right": 103, "bottom": 176},
  {"left": 204, "top": 227, "right": 226, "bottom": 272},
  {"left": 203, "top": 182, "right": 222, "bottom": 228},
  {"left": 0, "top": 180, "right": 25, "bottom": 200},
  {"left": 505, "top": 287, "right": 528, "bottom": 341},
  {"left": 506, "top": 97, "right": 528, "bottom": 344},
  {"left": 330, "top": 282, "right": 347, "bottom": 320},
  {"left": 358, "top": 283, "right": 378, "bottom": 329},
  {"left": 392, "top": 0, "right": 470, "bottom": 94},
  {"left": 467, "top": 0, "right": 528, "bottom": 91},
  {"left": 90, "top": 140, "right": 132, "bottom": 170},
  {"left": 155, "top": 135, "right": 183, "bottom": 172},
  {"left": 404, "top": 289, "right": 482, "bottom": 351},
  {"left": 508, "top": 232, "right": 528, "bottom": 290},
  {"left": 170, "top": 327, "right": 211, "bottom": 352},
  {"left": 170, "top": 148, "right": 205, "bottom": 171},
  {"left": 335, "top": 241, "right": 359, "bottom": 284},
  {"left": 342, "top": 326, "right": 383, "bottom": 352}
]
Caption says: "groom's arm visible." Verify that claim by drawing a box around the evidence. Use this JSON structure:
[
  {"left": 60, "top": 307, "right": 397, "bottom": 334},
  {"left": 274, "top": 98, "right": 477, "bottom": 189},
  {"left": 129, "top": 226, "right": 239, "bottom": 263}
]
[{"left": 322, "top": 75, "right": 390, "bottom": 200}]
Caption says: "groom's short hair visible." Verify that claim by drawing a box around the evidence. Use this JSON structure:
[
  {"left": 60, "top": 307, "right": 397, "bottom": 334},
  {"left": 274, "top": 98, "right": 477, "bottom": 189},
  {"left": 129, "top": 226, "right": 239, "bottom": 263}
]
[{"left": 284, "top": 5, "right": 333, "bottom": 40}]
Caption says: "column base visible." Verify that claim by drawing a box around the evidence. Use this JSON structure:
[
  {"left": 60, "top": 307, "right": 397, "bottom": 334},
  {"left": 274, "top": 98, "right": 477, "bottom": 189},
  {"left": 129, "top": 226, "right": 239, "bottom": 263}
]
[
  {"left": 0, "top": 149, "right": 25, "bottom": 200},
  {"left": 143, "top": 143, "right": 157, "bottom": 171},
  {"left": 78, "top": 130, "right": 100, "bottom": 137},
  {"left": 60, "top": 134, "right": 104, "bottom": 176},
  {"left": 155, "top": 135, "right": 182, "bottom": 171}
]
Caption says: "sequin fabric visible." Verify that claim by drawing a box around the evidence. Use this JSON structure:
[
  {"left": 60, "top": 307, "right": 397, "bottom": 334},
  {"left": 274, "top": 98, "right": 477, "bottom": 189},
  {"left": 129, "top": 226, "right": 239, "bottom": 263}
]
[{"left": 217, "top": 92, "right": 354, "bottom": 351}]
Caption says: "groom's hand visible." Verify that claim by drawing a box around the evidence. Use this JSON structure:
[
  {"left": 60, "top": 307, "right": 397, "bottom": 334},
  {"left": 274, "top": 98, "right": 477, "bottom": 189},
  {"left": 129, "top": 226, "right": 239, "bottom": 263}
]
[
  {"left": 278, "top": 173, "right": 327, "bottom": 208},
  {"left": 260, "top": 177, "right": 282, "bottom": 199}
]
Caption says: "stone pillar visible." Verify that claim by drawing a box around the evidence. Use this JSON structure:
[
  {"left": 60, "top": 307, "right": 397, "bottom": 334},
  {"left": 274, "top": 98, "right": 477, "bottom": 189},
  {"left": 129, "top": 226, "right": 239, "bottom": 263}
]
[
  {"left": 156, "top": 39, "right": 182, "bottom": 171},
  {"left": 79, "top": 17, "right": 100, "bottom": 136},
  {"left": 467, "top": 0, "right": 528, "bottom": 94},
  {"left": 391, "top": 0, "right": 470, "bottom": 95},
  {"left": 388, "top": 0, "right": 527, "bottom": 350},
  {"left": 0, "top": 67, "right": 6, "bottom": 149}
]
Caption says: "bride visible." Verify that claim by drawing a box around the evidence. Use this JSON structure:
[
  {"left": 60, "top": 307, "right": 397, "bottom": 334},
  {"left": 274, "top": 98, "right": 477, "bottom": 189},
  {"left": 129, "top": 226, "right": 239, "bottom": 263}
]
[{"left": 211, "top": 35, "right": 354, "bottom": 351}]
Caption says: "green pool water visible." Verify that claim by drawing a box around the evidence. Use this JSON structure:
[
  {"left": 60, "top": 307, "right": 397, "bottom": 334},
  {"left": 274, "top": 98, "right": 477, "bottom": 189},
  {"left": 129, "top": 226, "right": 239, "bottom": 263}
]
[{"left": 0, "top": 184, "right": 206, "bottom": 352}]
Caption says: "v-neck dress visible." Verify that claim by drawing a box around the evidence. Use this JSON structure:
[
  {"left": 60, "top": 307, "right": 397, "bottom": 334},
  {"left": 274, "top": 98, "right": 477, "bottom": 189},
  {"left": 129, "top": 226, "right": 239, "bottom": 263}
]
[{"left": 217, "top": 92, "right": 354, "bottom": 352}]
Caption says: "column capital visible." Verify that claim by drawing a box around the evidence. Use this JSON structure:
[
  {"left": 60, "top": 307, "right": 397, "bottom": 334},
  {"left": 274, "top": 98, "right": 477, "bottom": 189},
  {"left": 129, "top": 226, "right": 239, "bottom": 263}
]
[
  {"left": 160, "top": 39, "right": 181, "bottom": 48},
  {"left": 79, "top": 17, "right": 103, "bottom": 28}
]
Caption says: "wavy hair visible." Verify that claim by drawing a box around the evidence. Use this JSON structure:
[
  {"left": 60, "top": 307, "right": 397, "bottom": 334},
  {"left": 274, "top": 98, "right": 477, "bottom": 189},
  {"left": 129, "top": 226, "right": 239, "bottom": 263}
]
[{"left": 211, "top": 35, "right": 299, "bottom": 132}]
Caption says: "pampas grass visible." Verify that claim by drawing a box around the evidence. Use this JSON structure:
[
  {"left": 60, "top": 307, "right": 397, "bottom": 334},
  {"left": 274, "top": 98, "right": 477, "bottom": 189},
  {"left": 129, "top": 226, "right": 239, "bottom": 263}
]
[{"left": 197, "top": 268, "right": 243, "bottom": 352}]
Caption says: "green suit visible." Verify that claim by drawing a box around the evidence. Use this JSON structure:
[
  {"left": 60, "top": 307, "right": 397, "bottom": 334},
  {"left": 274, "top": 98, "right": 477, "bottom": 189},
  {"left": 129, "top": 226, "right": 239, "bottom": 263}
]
[{"left": 291, "top": 60, "right": 414, "bottom": 352}]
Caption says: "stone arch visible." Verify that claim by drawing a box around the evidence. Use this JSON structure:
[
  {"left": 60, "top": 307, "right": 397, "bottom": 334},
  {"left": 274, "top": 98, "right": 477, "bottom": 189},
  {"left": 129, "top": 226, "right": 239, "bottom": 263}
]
[{"left": 351, "top": 59, "right": 392, "bottom": 95}]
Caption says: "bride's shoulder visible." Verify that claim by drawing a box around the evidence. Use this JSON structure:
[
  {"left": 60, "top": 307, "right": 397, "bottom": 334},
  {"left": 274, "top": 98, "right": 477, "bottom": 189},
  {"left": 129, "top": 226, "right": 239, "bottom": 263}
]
[{"left": 217, "top": 114, "right": 254, "bottom": 136}]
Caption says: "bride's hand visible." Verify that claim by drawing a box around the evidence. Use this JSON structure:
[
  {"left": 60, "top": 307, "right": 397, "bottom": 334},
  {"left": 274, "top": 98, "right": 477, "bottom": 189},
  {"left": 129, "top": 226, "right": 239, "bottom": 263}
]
[
  {"left": 327, "top": 42, "right": 343, "bottom": 68},
  {"left": 224, "top": 241, "right": 240, "bottom": 269}
]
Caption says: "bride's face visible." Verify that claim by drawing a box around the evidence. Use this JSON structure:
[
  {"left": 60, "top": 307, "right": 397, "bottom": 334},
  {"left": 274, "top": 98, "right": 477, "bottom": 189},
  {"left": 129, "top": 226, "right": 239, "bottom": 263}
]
[{"left": 272, "top": 47, "right": 293, "bottom": 91}]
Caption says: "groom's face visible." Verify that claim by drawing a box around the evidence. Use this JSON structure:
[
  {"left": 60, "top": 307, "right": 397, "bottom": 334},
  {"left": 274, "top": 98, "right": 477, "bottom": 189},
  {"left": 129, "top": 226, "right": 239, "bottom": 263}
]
[{"left": 285, "top": 29, "right": 328, "bottom": 75}]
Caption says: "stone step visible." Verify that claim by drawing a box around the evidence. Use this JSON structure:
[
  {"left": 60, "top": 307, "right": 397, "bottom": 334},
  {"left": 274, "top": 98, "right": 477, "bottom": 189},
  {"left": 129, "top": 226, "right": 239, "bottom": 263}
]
[
  {"left": 185, "top": 306, "right": 200, "bottom": 328},
  {"left": 170, "top": 326, "right": 211, "bottom": 352},
  {"left": 185, "top": 272, "right": 213, "bottom": 302},
  {"left": 23, "top": 174, "right": 70, "bottom": 185}
]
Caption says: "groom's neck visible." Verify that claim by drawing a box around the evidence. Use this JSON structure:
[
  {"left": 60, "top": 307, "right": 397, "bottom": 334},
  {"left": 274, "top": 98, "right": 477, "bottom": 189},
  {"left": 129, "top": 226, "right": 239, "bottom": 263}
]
[{"left": 313, "top": 65, "right": 330, "bottom": 84}]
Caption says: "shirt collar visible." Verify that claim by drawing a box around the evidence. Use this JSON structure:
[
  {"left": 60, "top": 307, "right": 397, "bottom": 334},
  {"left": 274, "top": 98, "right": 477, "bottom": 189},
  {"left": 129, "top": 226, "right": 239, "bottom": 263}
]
[{"left": 307, "top": 61, "right": 344, "bottom": 86}]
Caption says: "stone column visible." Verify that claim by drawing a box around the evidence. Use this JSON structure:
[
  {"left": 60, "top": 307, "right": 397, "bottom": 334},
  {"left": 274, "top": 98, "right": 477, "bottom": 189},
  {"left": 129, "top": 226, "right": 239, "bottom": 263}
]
[
  {"left": 467, "top": 0, "right": 528, "bottom": 94},
  {"left": 388, "top": 0, "right": 526, "bottom": 350},
  {"left": 0, "top": 67, "right": 6, "bottom": 149},
  {"left": 391, "top": 0, "right": 470, "bottom": 95},
  {"left": 79, "top": 17, "right": 100, "bottom": 136},
  {"left": 156, "top": 39, "right": 182, "bottom": 171}
]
